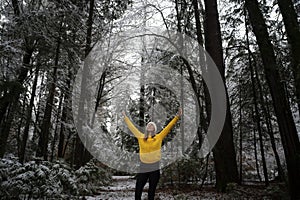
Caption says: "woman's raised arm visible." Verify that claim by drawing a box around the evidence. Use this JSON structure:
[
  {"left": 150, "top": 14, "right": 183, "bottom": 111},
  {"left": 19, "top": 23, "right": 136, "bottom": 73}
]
[
  {"left": 158, "top": 108, "right": 182, "bottom": 139},
  {"left": 122, "top": 111, "right": 144, "bottom": 139}
]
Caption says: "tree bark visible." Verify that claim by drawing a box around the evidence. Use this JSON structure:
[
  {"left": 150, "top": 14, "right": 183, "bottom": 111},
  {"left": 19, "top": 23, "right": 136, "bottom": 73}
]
[
  {"left": 250, "top": 61, "right": 269, "bottom": 185},
  {"left": 0, "top": 47, "right": 34, "bottom": 158},
  {"left": 50, "top": 93, "right": 63, "bottom": 162},
  {"left": 264, "top": 102, "right": 285, "bottom": 181},
  {"left": 11, "top": 0, "right": 20, "bottom": 16},
  {"left": 238, "top": 80, "right": 243, "bottom": 184},
  {"left": 245, "top": 17, "right": 269, "bottom": 185},
  {"left": 0, "top": 0, "right": 35, "bottom": 158},
  {"left": 19, "top": 66, "right": 40, "bottom": 163},
  {"left": 192, "top": 0, "right": 211, "bottom": 150},
  {"left": 245, "top": 0, "right": 300, "bottom": 198},
  {"left": 57, "top": 66, "right": 73, "bottom": 158},
  {"left": 192, "top": 0, "right": 204, "bottom": 46},
  {"left": 37, "top": 36, "right": 61, "bottom": 160},
  {"left": 203, "top": 0, "right": 239, "bottom": 191},
  {"left": 17, "top": 94, "right": 27, "bottom": 159},
  {"left": 74, "top": 0, "right": 94, "bottom": 168},
  {"left": 251, "top": 51, "right": 285, "bottom": 181},
  {"left": 57, "top": 96, "right": 67, "bottom": 159},
  {"left": 277, "top": 0, "right": 300, "bottom": 116},
  {"left": 250, "top": 33, "right": 285, "bottom": 182},
  {"left": 253, "top": 125, "right": 262, "bottom": 181}
]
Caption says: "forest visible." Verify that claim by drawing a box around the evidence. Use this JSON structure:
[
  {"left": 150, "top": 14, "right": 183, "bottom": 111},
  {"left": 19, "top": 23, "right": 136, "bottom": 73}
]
[{"left": 0, "top": 0, "right": 300, "bottom": 199}]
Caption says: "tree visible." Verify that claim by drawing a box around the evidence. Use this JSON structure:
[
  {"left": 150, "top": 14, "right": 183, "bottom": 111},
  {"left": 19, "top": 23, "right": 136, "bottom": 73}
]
[
  {"left": 19, "top": 65, "right": 39, "bottom": 163},
  {"left": 245, "top": 13, "right": 269, "bottom": 185},
  {"left": 74, "top": 0, "right": 95, "bottom": 169},
  {"left": 245, "top": 0, "right": 300, "bottom": 198},
  {"left": 57, "top": 66, "right": 73, "bottom": 158},
  {"left": 0, "top": 0, "right": 35, "bottom": 158},
  {"left": 36, "top": 29, "right": 61, "bottom": 160},
  {"left": 203, "top": 0, "right": 239, "bottom": 191},
  {"left": 73, "top": 0, "right": 132, "bottom": 168},
  {"left": 277, "top": 0, "right": 300, "bottom": 115}
]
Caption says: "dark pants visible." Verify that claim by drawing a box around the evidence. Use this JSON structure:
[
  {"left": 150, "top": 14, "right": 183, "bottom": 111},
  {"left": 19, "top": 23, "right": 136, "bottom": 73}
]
[{"left": 135, "top": 162, "right": 160, "bottom": 200}]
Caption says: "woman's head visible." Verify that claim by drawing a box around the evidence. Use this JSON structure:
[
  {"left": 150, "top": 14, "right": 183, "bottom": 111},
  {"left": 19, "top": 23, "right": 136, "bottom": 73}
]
[{"left": 146, "top": 122, "right": 157, "bottom": 137}]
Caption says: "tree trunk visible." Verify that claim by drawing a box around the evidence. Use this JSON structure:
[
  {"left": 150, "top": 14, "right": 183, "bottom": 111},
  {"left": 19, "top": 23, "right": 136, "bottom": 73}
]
[
  {"left": 0, "top": 0, "right": 35, "bottom": 158},
  {"left": 203, "top": 0, "right": 239, "bottom": 191},
  {"left": 0, "top": 47, "right": 34, "bottom": 158},
  {"left": 19, "top": 66, "right": 40, "bottom": 163},
  {"left": 37, "top": 37, "right": 61, "bottom": 160},
  {"left": 251, "top": 106, "right": 262, "bottom": 181},
  {"left": 277, "top": 0, "right": 300, "bottom": 115},
  {"left": 248, "top": 39, "right": 286, "bottom": 181},
  {"left": 17, "top": 94, "right": 27, "bottom": 159},
  {"left": 192, "top": 0, "right": 204, "bottom": 46},
  {"left": 91, "top": 70, "right": 106, "bottom": 127},
  {"left": 50, "top": 93, "right": 63, "bottom": 162},
  {"left": 58, "top": 66, "right": 73, "bottom": 158},
  {"left": 32, "top": 71, "right": 45, "bottom": 155},
  {"left": 245, "top": 0, "right": 300, "bottom": 198},
  {"left": 192, "top": 0, "right": 211, "bottom": 151},
  {"left": 11, "top": 0, "right": 20, "bottom": 16},
  {"left": 57, "top": 95, "right": 67, "bottom": 159},
  {"left": 264, "top": 102, "right": 285, "bottom": 181},
  {"left": 238, "top": 80, "right": 243, "bottom": 184},
  {"left": 251, "top": 52, "right": 285, "bottom": 181},
  {"left": 253, "top": 125, "right": 262, "bottom": 181},
  {"left": 245, "top": 18, "right": 269, "bottom": 185},
  {"left": 74, "top": 0, "right": 95, "bottom": 169}
]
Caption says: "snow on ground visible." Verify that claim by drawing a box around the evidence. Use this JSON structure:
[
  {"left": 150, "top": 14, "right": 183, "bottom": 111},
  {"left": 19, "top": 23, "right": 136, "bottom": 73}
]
[
  {"left": 99, "top": 175, "right": 137, "bottom": 191},
  {"left": 84, "top": 176, "right": 182, "bottom": 199},
  {"left": 83, "top": 176, "right": 275, "bottom": 199}
]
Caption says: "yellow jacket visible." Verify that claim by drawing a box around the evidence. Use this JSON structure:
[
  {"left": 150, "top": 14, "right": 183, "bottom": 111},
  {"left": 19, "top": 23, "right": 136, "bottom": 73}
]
[{"left": 124, "top": 115, "right": 180, "bottom": 163}]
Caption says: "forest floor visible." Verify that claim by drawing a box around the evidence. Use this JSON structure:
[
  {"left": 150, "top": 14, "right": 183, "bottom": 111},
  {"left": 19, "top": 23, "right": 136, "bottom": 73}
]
[{"left": 83, "top": 176, "right": 288, "bottom": 200}]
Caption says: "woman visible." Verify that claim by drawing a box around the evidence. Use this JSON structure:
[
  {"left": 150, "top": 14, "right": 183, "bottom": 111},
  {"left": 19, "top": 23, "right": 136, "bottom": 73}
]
[{"left": 122, "top": 108, "right": 182, "bottom": 200}]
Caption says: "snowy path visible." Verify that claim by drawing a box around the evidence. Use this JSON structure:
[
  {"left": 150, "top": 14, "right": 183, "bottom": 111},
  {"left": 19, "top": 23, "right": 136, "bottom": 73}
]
[
  {"left": 85, "top": 176, "right": 176, "bottom": 200},
  {"left": 84, "top": 176, "right": 210, "bottom": 200},
  {"left": 84, "top": 176, "right": 272, "bottom": 199}
]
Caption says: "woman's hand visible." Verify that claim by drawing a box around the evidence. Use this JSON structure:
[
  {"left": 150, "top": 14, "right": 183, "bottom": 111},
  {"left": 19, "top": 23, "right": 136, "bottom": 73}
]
[
  {"left": 177, "top": 108, "right": 182, "bottom": 117},
  {"left": 122, "top": 111, "right": 126, "bottom": 117}
]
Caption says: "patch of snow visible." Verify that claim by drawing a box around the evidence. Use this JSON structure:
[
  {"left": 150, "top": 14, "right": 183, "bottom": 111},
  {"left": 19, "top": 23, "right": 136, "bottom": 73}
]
[
  {"left": 99, "top": 176, "right": 139, "bottom": 191},
  {"left": 112, "top": 175, "right": 135, "bottom": 180}
]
